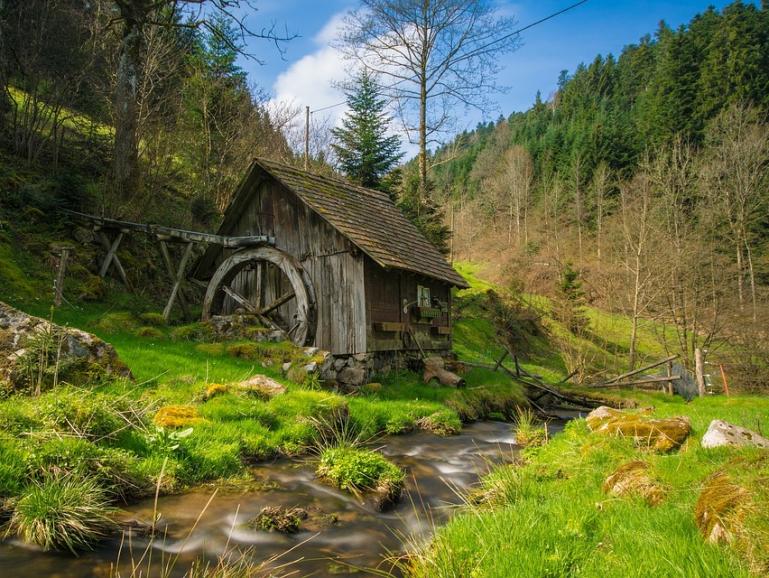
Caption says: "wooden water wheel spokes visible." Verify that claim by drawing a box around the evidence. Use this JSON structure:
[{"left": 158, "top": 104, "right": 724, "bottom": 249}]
[{"left": 202, "top": 246, "right": 316, "bottom": 346}]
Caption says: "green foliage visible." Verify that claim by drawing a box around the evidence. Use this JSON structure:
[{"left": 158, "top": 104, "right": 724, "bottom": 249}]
[
  {"left": 8, "top": 475, "right": 115, "bottom": 553},
  {"left": 331, "top": 70, "right": 403, "bottom": 189},
  {"left": 554, "top": 262, "right": 589, "bottom": 335}
]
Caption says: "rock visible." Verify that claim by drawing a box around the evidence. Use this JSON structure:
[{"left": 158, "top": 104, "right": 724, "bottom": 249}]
[
  {"left": 333, "top": 357, "right": 347, "bottom": 371},
  {"left": 304, "top": 346, "right": 319, "bottom": 357},
  {"left": 701, "top": 420, "right": 769, "bottom": 450},
  {"left": 585, "top": 405, "right": 691, "bottom": 452},
  {"left": 208, "top": 314, "right": 270, "bottom": 340},
  {"left": 0, "top": 301, "right": 131, "bottom": 391},
  {"left": 282, "top": 362, "right": 292, "bottom": 373},
  {"left": 337, "top": 366, "right": 366, "bottom": 386},
  {"left": 237, "top": 375, "right": 287, "bottom": 398},
  {"left": 304, "top": 362, "right": 318, "bottom": 374},
  {"left": 353, "top": 353, "right": 368, "bottom": 362},
  {"left": 602, "top": 460, "right": 665, "bottom": 506}
]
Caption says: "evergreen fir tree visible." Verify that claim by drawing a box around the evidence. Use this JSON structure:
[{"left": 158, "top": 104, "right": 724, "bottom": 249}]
[{"left": 331, "top": 71, "right": 403, "bottom": 190}]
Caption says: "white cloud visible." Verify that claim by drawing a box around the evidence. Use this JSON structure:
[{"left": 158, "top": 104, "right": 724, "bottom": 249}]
[{"left": 270, "top": 12, "right": 349, "bottom": 125}]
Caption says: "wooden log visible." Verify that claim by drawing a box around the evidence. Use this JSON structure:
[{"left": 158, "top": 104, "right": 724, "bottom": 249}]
[
  {"left": 590, "top": 375, "right": 681, "bottom": 389},
  {"left": 719, "top": 364, "right": 730, "bottom": 396},
  {"left": 695, "top": 348, "right": 706, "bottom": 397},
  {"left": 591, "top": 355, "right": 678, "bottom": 388},
  {"left": 423, "top": 356, "right": 465, "bottom": 387},
  {"left": 493, "top": 349, "right": 509, "bottom": 372}
]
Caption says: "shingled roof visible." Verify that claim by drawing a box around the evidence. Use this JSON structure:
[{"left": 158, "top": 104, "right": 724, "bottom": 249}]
[{"left": 202, "top": 158, "right": 468, "bottom": 288}]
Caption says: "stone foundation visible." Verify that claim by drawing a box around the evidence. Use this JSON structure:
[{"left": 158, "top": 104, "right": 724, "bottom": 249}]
[{"left": 319, "top": 350, "right": 454, "bottom": 387}]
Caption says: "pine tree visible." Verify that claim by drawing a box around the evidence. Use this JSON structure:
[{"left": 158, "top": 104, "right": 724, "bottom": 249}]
[{"left": 331, "top": 71, "right": 403, "bottom": 190}]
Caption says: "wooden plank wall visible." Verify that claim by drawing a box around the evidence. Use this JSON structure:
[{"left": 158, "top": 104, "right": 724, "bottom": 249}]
[
  {"left": 364, "top": 257, "right": 452, "bottom": 352},
  {"left": 220, "top": 178, "right": 367, "bottom": 354}
]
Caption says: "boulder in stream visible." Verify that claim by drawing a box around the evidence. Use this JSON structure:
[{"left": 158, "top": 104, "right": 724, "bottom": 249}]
[
  {"left": 0, "top": 301, "right": 131, "bottom": 391},
  {"left": 247, "top": 506, "right": 308, "bottom": 533},
  {"left": 701, "top": 420, "right": 769, "bottom": 450}
]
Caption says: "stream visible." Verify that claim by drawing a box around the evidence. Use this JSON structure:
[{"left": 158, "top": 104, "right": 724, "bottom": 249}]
[{"left": 0, "top": 420, "right": 565, "bottom": 577}]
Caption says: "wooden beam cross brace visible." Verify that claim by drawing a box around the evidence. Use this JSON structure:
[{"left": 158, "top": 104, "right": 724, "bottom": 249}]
[
  {"left": 222, "top": 285, "right": 281, "bottom": 331},
  {"left": 160, "top": 240, "right": 194, "bottom": 322},
  {"left": 97, "top": 229, "right": 130, "bottom": 287}
]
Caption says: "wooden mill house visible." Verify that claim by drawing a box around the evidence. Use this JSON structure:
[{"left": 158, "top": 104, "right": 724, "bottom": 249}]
[{"left": 193, "top": 158, "right": 468, "bottom": 380}]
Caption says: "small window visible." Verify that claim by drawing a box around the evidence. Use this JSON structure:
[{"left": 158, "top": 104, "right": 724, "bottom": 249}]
[{"left": 417, "top": 285, "right": 431, "bottom": 308}]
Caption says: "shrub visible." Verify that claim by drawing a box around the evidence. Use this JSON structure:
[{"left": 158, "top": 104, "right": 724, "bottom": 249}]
[
  {"left": 0, "top": 433, "right": 26, "bottom": 498},
  {"left": 317, "top": 445, "right": 405, "bottom": 507},
  {"left": 24, "top": 438, "right": 152, "bottom": 501},
  {"left": 170, "top": 322, "right": 217, "bottom": 342},
  {"left": 38, "top": 388, "right": 128, "bottom": 439},
  {"left": 138, "top": 312, "right": 166, "bottom": 327},
  {"left": 134, "top": 326, "right": 163, "bottom": 339},
  {"left": 8, "top": 475, "right": 116, "bottom": 553},
  {"left": 94, "top": 312, "right": 137, "bottom": 334}
]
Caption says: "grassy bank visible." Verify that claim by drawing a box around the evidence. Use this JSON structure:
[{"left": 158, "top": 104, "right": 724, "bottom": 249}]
[
  {"left": 407, "top": 392, "right": 769, "bottom": 577},
  {"left": 0, "top": 292, "right": 526, "bottom": 551}
]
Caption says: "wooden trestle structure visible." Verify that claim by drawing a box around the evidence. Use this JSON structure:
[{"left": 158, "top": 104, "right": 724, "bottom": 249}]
[{"left": 64, "top": 210, "right": 275, "bottom": 322}]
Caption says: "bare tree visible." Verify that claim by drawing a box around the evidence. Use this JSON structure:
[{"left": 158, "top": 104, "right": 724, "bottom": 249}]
[
  {"left": 702, "top": 103, "right": 769, "bottom": 321},
  {"left": 110, "top": 0, "right": 293, "bottom": 209},
  {"left": 339, "top": 0, "right": 519, "bottom": 196},
  {"left": 502, "top": 145, "right": 533, "bottom": 247},
  {"left": 590, "top": 161, "right": 611, "bottom": 266}
]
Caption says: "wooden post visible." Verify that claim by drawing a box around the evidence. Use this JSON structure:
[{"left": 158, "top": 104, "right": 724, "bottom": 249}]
[
  {"left": 53, "top": 247, "right": 70, "bottom": 307},
  {"left": 719, "top": 364, "right": 730, "bottom": 397},
  {"left": 514, "top": 355, "right": 521, "bottom": 377},
  {"left": 695, "top": 347, "right": 706, "bottom": 397},
  {"left": 666, "top": 360, "right": 674, "bottom": 395}
]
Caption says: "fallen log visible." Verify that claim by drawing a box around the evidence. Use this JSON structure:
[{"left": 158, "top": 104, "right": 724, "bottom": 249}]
[
  {"left": 591, "top": 355, "right": 678, "bottom": 388},
  {"left": 590, "top": 375, "right": 682, "bottom": 389}
]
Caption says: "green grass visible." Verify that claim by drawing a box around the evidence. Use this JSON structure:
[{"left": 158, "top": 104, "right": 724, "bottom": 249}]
[
  {"left": 317, "top": 445, "right": 405, "bottom": 500},
  {"left": 408, "top": 393, "right": 769, "bottom": 577}
]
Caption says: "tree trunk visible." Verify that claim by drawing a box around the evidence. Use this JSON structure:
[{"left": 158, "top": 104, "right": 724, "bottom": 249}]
[
  {"left": 745, "top": 239, "right": 757, "bottom": 322},
  {"left": 113, "top": 12, "right": 145, "bottom": 206},
  {"left": 735, "top": 243, "right": 744, "bottom": 309}
]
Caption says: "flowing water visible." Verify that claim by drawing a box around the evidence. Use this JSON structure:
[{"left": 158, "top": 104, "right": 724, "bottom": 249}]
[{"left": 0, "top": 420, "right": 564, "bottom": 577}]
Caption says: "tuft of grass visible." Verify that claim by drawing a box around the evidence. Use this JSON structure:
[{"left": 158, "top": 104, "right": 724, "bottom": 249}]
[
  {"left": 8, "top": 475, "right": 116, "bottom": 553},
  {"left": 246, "top": 506, "right": 307, "bottom": 534},
  {"left": 514, "top": 407, "right": 547, "bottom": 447},
  {"left": 317, "top": 445, "right": 405, "bottom": 508},
  {"left": 94, "top": 312, "right": 138, "bottom": 334},
  {"left": 134, "top": 326, "right": 163, "bottom": 339},
  {"left": 138, "top": 312, "right": 166, "bottom": 327}
]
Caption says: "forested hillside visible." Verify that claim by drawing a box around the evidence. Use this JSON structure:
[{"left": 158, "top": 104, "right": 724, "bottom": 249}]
[{"left": 425, "top": 1, "right": 769, "bottom": 386}]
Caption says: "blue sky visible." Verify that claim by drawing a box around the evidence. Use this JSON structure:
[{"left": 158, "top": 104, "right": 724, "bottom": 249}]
[{"left": 236, "top": 0, "right": 752, "bottom": 148}]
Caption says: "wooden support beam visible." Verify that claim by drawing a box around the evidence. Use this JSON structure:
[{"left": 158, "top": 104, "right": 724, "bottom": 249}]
[
  {"left": 256, "top": 291, "right": 295, "bottom": 316},
  {"left": 97, "top": 231, "right": 130, "bottom": 287},
  {"left": 159, "top": 240, "right": 193, "bottom": 321},
  {"left": 53, "top": 247, "right": 70, "bottom": 307},
  {"left": 222, "top": 284, "right": 258, "bottom": 315},
  {"left": 162, "top": 241, "right": 194, "bottom": 322},
  {"left": 493, "top": 349, "right": 509, "bottom": 372}
]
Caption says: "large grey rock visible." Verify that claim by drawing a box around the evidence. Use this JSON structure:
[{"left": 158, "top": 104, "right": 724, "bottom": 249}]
[
  {"left": 337, "top": 366, "right": 366, "bottom": 386},
  {"left": 0, "top": 301, "right": 131, "bottom": 390},
  {"left": 237, "top": 375, "right": 286, "bottom": 398},
  {"left": 701, "top": 419, "right": 769, "bottom": 450}
]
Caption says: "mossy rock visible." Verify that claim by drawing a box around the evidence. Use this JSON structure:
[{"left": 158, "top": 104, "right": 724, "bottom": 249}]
[
  {"left": 247, "top": 506, "right": 308, "bottom": 533},
  {"left": 94, "top": 312, "right": 138, "bottom": 334},
  {"left": 138, "top": 312, "right": 167, "bottom": 327},
  {"left": 602, "top": 460, "right": 666, "bottom": 506},
  {"left": 586, "top": 406, "right": 691, "bottom": 452}
]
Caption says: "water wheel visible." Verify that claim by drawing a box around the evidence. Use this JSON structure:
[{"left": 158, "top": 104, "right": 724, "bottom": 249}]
[{"left": 202, "top": 246, "right": 316, "bottom": 346}]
